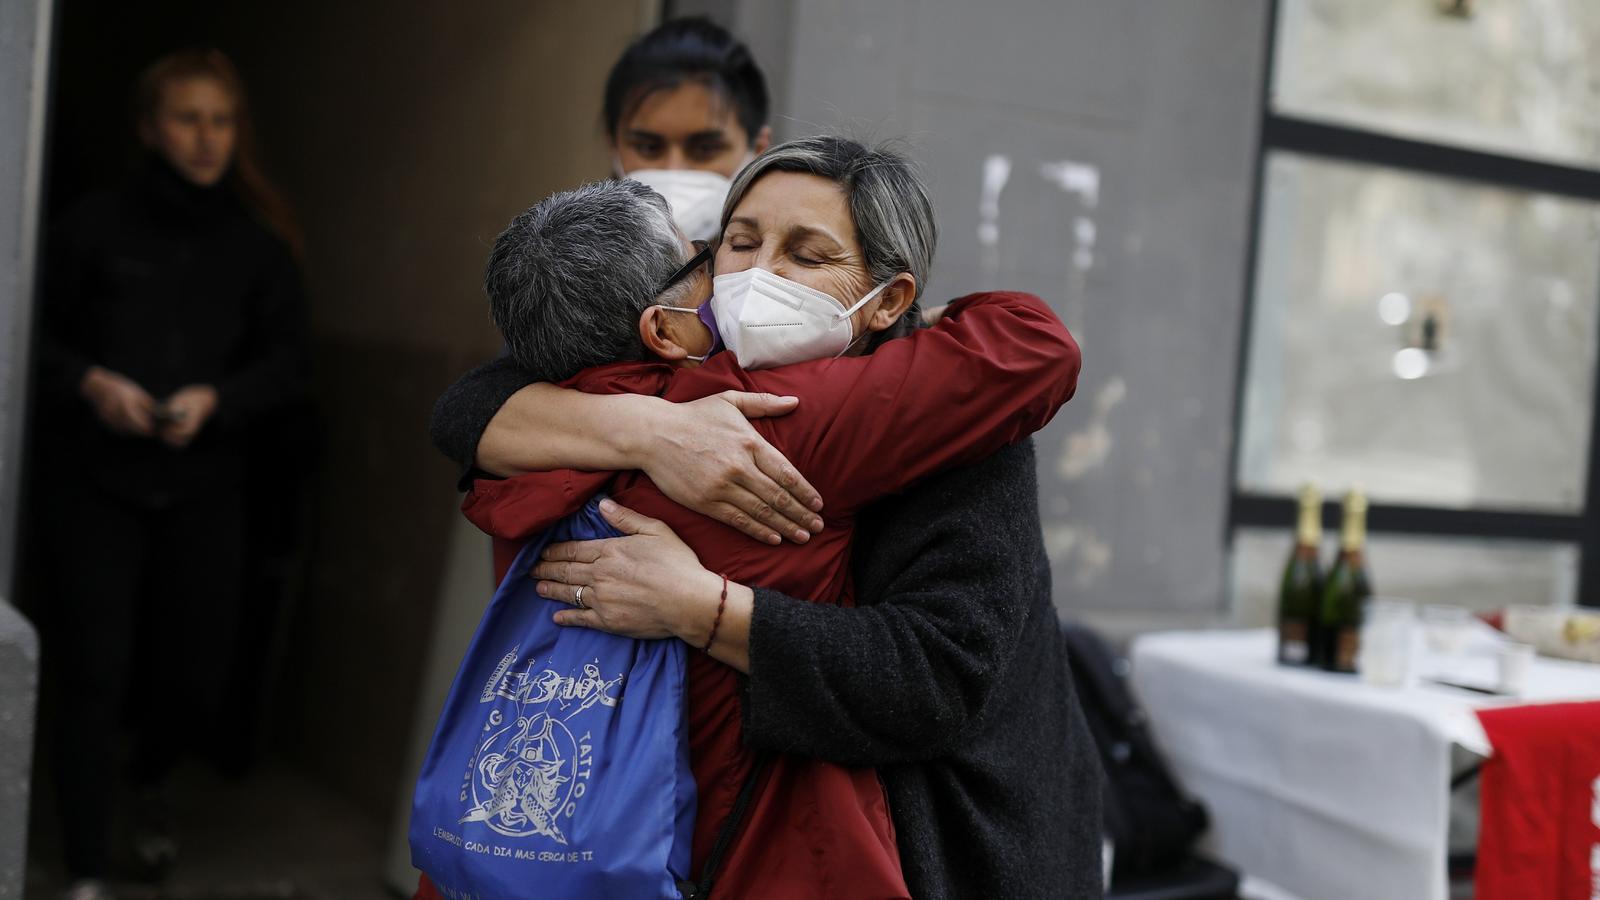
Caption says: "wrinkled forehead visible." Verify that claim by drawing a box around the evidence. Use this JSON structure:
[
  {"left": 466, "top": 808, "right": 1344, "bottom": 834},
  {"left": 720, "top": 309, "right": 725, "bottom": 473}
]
[{"left": 727, "top": 171, "right": 857, "bottom": 250}]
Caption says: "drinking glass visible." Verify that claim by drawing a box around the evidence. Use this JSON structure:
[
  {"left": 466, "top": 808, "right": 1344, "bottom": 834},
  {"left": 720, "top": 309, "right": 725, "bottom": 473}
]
[
  {"left": 1421, "top": 603, "right": 1473, "bottom": 656},
  {"left": 1360, "top": 598, "right": 1416, "bottom": 688}
]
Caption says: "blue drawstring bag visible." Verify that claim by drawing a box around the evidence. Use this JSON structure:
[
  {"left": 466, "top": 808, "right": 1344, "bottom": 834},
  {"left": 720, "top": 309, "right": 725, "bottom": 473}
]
[{"left": 410, "top": 496, "right": 695, "bottom": 899}]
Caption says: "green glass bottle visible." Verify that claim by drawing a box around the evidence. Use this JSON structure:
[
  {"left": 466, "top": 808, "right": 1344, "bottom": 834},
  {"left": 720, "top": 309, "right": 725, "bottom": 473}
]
[
  {"left": 1277, "top": 484, "right": 1322, "bottom": 667},
  {"left": 1317, "top": 488, "right": 1371, "bottom": 674}
]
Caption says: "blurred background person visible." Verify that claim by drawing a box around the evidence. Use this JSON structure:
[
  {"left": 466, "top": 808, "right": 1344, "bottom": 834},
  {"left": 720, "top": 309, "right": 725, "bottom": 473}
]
[
  {"left": 31, "top": 47, "right": 308, "bottom": 898},
  {"left": 606, "top": 16, "right": 771, "bottom": 240}
]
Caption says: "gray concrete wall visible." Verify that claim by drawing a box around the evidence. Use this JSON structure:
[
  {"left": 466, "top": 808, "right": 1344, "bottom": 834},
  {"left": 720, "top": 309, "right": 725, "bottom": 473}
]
[
  {"left": 0, "top": 0, "right": 51, "bottom": 587},
  {"left": 0, "top": 0, "right": 51, "bottom": 892},
  {"left": 0, "top": 604, "right": 39, "bottom": 898},
  {"left": 747, "top": 0, "right": 1271, "bottom": 621}
]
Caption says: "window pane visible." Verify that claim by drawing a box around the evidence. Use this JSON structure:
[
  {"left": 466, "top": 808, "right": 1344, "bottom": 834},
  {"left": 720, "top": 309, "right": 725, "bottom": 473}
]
[
  {"left": 1238, "top": 152, "right": 1600, "bottom": 512},
  {"left": 1272, "top": 0, "right": 1600, "bottom": 168},
  {"left": 1230, "top": 527, "right": 1579, "bottom": 626}
]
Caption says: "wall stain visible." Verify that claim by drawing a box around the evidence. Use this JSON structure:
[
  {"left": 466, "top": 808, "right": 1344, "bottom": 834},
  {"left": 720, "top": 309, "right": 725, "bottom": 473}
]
[
  {"left": 1058, "top": 375, "right": 1126, "bottom": 481},
  {"left": 1044, "top": 523, "right": 1113, "bottom": 590}
]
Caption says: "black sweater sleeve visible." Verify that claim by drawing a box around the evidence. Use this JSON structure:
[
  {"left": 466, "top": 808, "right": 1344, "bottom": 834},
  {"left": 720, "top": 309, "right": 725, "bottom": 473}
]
[
  {"left": 213, "top": 242, "right": 310, "bottom": 431},
  {"left": 741, "top": 439, "right": 1045, "bottom": 766},
  {"left": 428, "top": 355, "right": 538, "bottom": 475}
]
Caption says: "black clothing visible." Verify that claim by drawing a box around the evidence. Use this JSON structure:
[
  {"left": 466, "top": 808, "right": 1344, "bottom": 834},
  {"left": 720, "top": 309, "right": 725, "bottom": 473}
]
[
  {"left": 34, "top": 161, "right": 308, "bottom": 877},
  {"left": 40, "top": 483, "right": 242, "bottom": 876},
  {"left": 429, "top": 356, "right": 535, "bottom": 489},
  {"left": 429, "top": 362, "right": 1104, "bottom": 898},
  {"left": 36, "top": 161, "right": 307, "bottom": 507},
  {"left": 745, "top": 440, "right": 1103, "bottom": 899}
]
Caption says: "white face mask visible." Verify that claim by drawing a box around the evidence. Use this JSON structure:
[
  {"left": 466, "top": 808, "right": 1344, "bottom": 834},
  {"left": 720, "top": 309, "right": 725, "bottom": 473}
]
[
  {"left": 710, "top": 267, "right": 893, "bottom": 370},
  {"left": 624, "top": 169, "right": 732, "bottom": 242}
]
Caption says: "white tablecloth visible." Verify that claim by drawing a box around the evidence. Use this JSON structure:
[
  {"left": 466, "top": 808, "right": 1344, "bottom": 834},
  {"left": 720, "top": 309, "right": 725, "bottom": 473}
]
[{"left": 1129, "top": 628, "right": 1600, "bottom": 900}]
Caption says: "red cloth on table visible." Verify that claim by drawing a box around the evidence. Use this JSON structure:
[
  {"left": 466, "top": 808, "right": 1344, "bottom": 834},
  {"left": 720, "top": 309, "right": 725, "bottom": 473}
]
[
  {"left": 441, "top": 291, "right": 1078, "bottom": 899},
  {"left": 1473, "top": 701, "right": 1600, "bottom": 900}
]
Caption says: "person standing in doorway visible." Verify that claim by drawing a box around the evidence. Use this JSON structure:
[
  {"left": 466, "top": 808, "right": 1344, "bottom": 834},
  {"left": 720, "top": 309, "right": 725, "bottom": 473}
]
[{"left": 33, "top": 48, "right": 309, "bottom": 900}]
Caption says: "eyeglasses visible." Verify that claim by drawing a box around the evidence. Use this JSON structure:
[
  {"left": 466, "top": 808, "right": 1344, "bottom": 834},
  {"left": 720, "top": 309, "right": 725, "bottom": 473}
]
[{"left": 656, "top": 240, "right": 714, "bottom": 298}]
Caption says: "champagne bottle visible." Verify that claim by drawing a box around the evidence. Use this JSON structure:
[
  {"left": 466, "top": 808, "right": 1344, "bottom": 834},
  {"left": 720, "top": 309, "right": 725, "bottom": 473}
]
[
  {"left": 1317, "top": 488, "right": 1371, "bottom": 674},
  {"left": 1277, "top": 484, "right": 1322, "bottom": 666}
]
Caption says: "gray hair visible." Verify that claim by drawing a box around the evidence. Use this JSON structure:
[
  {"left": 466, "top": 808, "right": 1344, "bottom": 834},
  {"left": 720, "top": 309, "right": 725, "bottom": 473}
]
[
  {"left": 722, "top": 135, "right": 937, "bottom": 346},
  {"left": 485, "top": 179, "right": 686, "bottom": 382}
]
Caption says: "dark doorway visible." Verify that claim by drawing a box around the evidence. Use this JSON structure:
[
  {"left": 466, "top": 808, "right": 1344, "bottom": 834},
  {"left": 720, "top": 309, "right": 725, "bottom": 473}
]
[{"left": 21, "top": 1, "right": 650, "bottom": 896}]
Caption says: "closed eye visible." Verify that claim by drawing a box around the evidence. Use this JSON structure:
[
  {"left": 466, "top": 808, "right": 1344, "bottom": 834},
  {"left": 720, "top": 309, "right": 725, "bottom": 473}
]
[{"left": 790, "top": 244, "right": 835, "bottom": 266}]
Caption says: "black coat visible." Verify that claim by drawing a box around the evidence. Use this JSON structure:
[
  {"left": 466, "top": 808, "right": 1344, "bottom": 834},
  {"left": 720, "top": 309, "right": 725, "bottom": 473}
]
[
  {"left": 35, "top": 161, "right": 308, "bottom": 506},
  {"left": 744, "top": 439, "right": 1103, "bottom": 899},
  {"left": 430, "top": 361, "right": 1104, "bottom": 899}
]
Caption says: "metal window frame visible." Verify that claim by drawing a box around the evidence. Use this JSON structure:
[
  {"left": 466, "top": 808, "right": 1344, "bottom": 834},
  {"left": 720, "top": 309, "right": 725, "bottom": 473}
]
[{"left": 1227, "top": 0, "right": 1600, "bottom": 607}]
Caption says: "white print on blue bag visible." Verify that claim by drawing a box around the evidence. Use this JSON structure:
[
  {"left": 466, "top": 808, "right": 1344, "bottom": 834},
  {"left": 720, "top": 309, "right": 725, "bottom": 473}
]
[
  {"left": 460, "top": 656, "right": 620, "bottom": 843},
  {"left": 409, "top": 496, "right": 695, "bottom": 899}
]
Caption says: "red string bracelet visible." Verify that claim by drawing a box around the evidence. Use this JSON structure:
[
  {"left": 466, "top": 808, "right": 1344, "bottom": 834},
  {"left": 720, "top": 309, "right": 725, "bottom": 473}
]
[{"left": 702, "top": 574, "right": 729, "bottom": 653}]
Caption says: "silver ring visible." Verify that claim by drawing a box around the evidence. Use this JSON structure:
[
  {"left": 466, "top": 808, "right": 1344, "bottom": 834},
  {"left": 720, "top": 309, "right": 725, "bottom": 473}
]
[{"left": 574, "top": 585, "right": 586, "bottom": 609}]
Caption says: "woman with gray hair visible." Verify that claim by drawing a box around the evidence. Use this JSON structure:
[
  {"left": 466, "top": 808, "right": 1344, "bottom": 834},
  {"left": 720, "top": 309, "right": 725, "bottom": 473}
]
[{"left": 430, "top": 136, "right": 1104, "bottom": 898}]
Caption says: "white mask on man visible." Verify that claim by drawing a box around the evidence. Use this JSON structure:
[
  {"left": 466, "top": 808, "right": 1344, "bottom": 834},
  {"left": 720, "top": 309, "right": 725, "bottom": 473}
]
[
  {"left": 625, "top": 168, "right": 733, "bottom": 242},
  {"left": 710, "top": 267, "right": 894, "bottom": 370}
]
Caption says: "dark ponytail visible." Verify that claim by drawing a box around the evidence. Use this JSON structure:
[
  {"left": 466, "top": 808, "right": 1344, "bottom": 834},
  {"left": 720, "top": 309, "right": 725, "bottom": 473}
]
[{"left": 602, "top": 17, "right": 769, "bottom": 144}]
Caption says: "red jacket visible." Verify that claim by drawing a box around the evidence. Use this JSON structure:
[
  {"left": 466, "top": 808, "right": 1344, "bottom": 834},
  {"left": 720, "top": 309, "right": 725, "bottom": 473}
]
[{"left": 431, "top": 291, "right": 1078, "bottom": 899}]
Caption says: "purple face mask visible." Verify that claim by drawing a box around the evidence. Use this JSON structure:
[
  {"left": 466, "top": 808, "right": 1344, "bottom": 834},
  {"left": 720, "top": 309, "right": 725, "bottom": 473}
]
[
  {"left": 696, "top": 301, "right": 725, "bottom": 356},
  {"left": 650, "top": 300, "right": 724, "bottom": 362}
]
